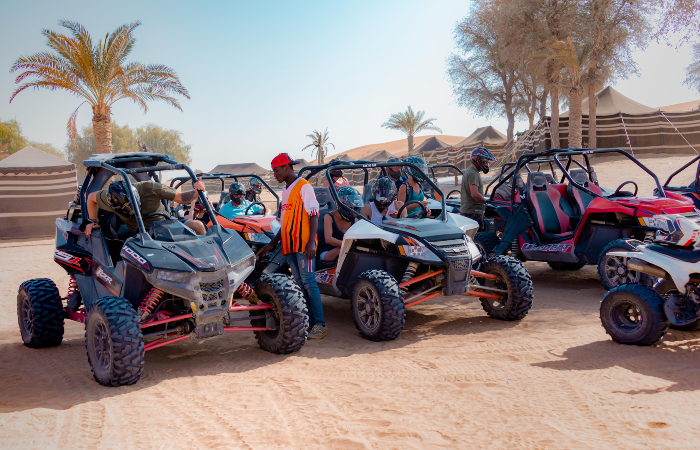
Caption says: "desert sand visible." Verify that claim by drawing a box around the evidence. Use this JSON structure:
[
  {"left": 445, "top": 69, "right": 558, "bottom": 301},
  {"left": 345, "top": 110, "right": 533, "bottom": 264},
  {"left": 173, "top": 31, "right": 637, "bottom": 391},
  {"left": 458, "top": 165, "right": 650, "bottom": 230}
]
[{"left": 2, "top": 154, "right": 700, "bottom": 449}]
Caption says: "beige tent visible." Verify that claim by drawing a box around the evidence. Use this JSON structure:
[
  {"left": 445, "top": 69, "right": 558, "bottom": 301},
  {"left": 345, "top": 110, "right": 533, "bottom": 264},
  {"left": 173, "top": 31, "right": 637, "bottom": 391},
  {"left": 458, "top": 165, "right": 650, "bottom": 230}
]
[
  {"left": 0, "top": 147, "right": 77, "bottom": 240},
  {"left": 364, "top": 150, "right": 398, "bottom": 162},
  {"left": 456, "top": 126, "right": 507, "bottom": 148},
  {"left": 560, "top": 86, "right": 656, "bottom": 117},
  {"left": 209, "top": 162, "right": 268, "bottom": 174},
  {"left": 412, "top": 136, "right": 451, "bottom": 155}
]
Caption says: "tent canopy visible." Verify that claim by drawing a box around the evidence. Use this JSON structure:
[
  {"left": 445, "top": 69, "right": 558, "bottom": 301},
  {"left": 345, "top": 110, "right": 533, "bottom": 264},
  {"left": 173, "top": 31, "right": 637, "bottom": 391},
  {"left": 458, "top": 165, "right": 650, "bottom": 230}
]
[
  {"left": 0, "top": 146, "right": 75, "bottom": 174},
  {"left": 456, "top": 126, "right": 507, "bottom": 148},
  {"left": 413, "top": 136, "right": 451, "bottom": 154},
  {"left": 561, "top": 86, "right": 656, "bottom": 117},
  {"left": 330, "top": 153, "right": 351, "bottom": 161},
  {"left": 365, "top": 149, "right": 397, "bottom": 162},
  {"left": 209, "top": 162, "right": 268, "bottom": 175}
]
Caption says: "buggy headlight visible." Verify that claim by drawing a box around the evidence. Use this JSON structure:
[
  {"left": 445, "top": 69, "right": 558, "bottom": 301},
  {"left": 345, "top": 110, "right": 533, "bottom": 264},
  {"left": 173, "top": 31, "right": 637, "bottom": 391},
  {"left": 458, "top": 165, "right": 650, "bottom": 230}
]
[
  {"left": 398, "top": 245, "right": 441, "bottom": 262},
  {"left": 155, "top": 269, "right": 191, "bottom": 283},
  {"left": 228, "top": 253, "right": 255, "bottom": 283},
  {"left": 244, "top": 232, "right": 271, "bottom": 244}
]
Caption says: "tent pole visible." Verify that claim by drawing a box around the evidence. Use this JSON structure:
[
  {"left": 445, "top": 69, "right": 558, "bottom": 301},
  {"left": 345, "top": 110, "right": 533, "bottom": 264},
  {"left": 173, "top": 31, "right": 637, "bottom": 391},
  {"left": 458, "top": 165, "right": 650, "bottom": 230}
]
[{"left": 619, "top": 112, "right": 635, "bottom": 157}]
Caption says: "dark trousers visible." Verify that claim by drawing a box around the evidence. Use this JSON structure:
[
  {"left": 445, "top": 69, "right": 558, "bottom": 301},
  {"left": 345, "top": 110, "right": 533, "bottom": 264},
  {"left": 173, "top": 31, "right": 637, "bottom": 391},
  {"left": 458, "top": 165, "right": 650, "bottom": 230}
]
[{"left": 462, "top": 212, "right": 484, "bottom": 231}]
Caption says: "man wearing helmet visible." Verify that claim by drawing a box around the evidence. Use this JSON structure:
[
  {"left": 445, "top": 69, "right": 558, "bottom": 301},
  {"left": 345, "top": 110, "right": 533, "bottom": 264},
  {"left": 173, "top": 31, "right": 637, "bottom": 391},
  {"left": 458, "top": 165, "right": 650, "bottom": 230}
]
[
  {"left": 319, "top": 186, "right": 362, "bottom": 261},
  {"left": 84, "top": 178, "right": 207, "bottom": 237},
  {"left": 360, "top": 176, "right": 406, "bottom": 225},
  {"left": 386, "top": 157, "right": 405, "bottom": 191},
  {"left": 321, "top": 167, "right": 350, "bottom": 189},
  {"left": 245, "top": 177, "right": 263, "bottom": 203},
  {"left": 461, "top": 146, "right": 497, "bottom": 230},
  {"left": 220, "top": 181, "right": 263, "bottom": 220}
]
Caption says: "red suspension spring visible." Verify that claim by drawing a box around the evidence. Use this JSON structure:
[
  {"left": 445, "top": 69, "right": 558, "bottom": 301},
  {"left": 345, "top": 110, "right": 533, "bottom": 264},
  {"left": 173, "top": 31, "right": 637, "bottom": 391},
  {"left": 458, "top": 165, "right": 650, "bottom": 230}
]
[
  {"left": 236, "top": 282, "right": 254, "bottom": 300},
  {"left": 138, "top": 288, "right": 164, "bottom": 322},
  {"left": 63, "top": 276, "right": 78, "bottom": 300}
]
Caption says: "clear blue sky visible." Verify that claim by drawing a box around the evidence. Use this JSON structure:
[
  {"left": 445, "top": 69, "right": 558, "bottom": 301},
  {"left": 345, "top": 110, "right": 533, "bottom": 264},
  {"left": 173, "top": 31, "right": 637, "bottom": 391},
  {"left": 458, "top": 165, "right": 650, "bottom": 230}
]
[{"left": 0, "top": 0, "right": 696, "bottom": 171}]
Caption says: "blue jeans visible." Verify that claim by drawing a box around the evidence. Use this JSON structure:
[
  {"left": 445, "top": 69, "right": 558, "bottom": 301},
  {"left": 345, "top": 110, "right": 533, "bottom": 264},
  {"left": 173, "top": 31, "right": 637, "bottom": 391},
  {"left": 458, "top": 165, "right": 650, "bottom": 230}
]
[{"left": 286, "top": 252, "right": 325, "bottom": 326}]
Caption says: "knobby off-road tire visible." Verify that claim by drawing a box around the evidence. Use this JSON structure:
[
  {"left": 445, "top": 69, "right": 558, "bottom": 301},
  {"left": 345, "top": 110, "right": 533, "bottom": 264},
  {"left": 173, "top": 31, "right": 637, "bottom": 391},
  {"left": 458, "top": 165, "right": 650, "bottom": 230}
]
[
  {"left": 547, "top": 261, "right": 586, "bottom": 271},
  {"left": 17, "top": 278, "right": 64, "bottom": 348},
  {"left": 473, "top": 232, "right": 501, "bottom": 258},
  {"left": 600, "top": 283, "right": 668, "bottom": 346},
  {"left": 655, "top": 279, "right": 700, "bottom": 331},
  {"left": 598, "top": 239, "right": 651, "bottom": 290},
  {"left": 252, "top": 274, "right": 308, "bottom": 354},
  {"left": 476, "top": 256, "right": 533, "bottom": 321},
  {"left": 85, "top": 296, "right": 144, "bottom": 386},
  {"left": 351, "top": 270, "right": 406, "bottom": 341}
]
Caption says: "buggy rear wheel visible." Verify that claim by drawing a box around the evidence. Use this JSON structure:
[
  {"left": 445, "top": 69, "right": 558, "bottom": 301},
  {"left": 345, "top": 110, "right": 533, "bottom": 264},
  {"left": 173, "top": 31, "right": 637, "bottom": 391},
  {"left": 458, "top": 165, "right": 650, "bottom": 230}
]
[
  {"left": 600, "top": 283, "right": 668, "bottom": 345},
  {"left": 597, "top": 239, "right": 651, "bottom": 290},
  {"left": 251, "top": 274, "right": 308, "bottom": 354},
  {"left": 351, "top": 270, "right": 405, "bottom": 341},
  {"left": 474, "top": 256, "right": 533, "bottom": 321},
  {"left": 655, "top": 280, "right": 700, "bottom": 331},
  {"left": 473, "top": 232, "right": 500, "bottom": 258},
  {"left": 17, "top": 278, "right": 64, "bottom": 348},
  {"left": 85, "top": 296, "right": 144, "bottom": 386}
]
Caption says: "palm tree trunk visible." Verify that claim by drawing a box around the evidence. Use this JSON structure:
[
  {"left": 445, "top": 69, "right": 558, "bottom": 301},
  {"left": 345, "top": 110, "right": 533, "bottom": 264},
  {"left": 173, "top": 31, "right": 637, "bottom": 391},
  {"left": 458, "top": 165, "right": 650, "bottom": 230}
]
[
  {"left": 407, "top": 134, "right": 414, "bottom": 155},
  {"left": 588, "top": 83, "right": 597, "bottom": 149},
  {"left": 317, "top": 146, "right": 323, "bottom": 165},
  {"left": 550, "top": 87, "right": 561, "bottom": 149},
  {"left": 568, "top": 85, "right": 585, "bottom": 149},
  {"left": 92, "top": 104, "right": 113, "bottom": 154}
]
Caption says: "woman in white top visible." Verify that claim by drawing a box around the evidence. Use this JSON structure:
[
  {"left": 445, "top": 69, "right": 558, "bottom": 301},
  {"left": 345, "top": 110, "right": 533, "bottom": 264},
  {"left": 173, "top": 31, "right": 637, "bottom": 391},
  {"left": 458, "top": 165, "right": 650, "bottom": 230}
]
[{"left": 360, "top": 177, "right": 405, "bottom": 225}]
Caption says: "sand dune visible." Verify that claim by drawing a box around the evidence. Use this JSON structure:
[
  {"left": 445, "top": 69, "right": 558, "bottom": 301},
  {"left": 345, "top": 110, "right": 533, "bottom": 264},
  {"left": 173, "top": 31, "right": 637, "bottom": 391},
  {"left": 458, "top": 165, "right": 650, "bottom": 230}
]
[
  {"left": 328, "top": 135, "right": 467, "bottom": 161},
  {"left": 1, "top": 154, "right": 700, "bottom": 449}
]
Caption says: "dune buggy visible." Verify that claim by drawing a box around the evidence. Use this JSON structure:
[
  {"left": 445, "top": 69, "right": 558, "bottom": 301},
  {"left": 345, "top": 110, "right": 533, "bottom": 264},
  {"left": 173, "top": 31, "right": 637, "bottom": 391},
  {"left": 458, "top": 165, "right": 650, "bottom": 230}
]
[
  {"left": 661, "top": 154, "right": 700, "bottom": 209},
  {"left": 475, "top": 148, "right": 697, "bottom": 289},
  {"left": 17, "top": 153, "right": 308, "bottom": 387},
  {"left": 256, "top": 160, "right": 534, "bottom": 342}
]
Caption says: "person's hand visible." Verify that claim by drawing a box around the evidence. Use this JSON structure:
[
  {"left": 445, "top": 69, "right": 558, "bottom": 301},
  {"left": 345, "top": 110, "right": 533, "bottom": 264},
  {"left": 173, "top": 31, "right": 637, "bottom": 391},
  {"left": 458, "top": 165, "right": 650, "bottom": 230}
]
[
  {"left": 192, "top": 177, "right": 205, "bottom": 191},
  {"left": 388, "top": 210, "right": 398, "bottom": 218},
  {"left": 425, "top": 206, "right": 432, "bottom": 217},
  {"left": 304, "top": 240, "right": 316, "bottom": 260},
  {"left": 256, "top": 243, "right": 272, "bottom": 259},
  {"left": 85, "top": 222, "right": 98, "bottom": 236}
]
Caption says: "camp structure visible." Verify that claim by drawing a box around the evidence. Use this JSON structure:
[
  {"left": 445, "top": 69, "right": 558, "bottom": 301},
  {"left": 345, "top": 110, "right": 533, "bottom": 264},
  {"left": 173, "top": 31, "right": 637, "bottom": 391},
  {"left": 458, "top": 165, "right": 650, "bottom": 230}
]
[
  {"left": 504, "top": 86, "right": 700, "bottom": 162},
  {"left": 364, "top": 149, "right": 398, "bottom": 162},
  {"left": 209, "top": 162, "right": 268, "bottom": 175},
  {"left": 0, "top": 146, "right": 77, "bottom": 240},
  {"left": 412, "top": 136, "right": 451, "bottom": 156},
  {"left": 455, "top": 126, "right": 507, "bottom": 155}
]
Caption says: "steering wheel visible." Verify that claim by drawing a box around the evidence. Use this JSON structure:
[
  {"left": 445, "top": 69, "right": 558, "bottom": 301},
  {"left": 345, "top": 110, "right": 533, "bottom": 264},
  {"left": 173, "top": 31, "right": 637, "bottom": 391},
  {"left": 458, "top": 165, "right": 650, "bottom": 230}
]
[
  {"left": 397, "top": 200, "right": 428, "bottom": 219},
  {"left": 613, "top": 181, "right": 638, "bottom": 197},
  {"left": 245, "top": 202, "right": 266, "bottom": 215},
  {"left": 447, "top": 189, "right": 460, "bottom": 199},
  {"left": 142, "top": 212, "right": 172, "bottom": 222}
]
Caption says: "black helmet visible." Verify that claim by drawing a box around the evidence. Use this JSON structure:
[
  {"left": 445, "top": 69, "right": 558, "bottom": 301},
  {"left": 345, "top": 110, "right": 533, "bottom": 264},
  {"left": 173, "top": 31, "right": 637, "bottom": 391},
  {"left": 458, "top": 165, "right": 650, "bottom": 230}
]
[
  {"left": 387, "top": 157, "right": 402, "bottom": 180},
  {"left": 248, "top": 177, "right": 262, "bottom": 194},
  {"left": 470, "top": 147, "right": 497, "bottom": 174},
  {"left": 337, "top": 186, "right": 363, "bottom": 222},
  {"left": 402, "top": 156, "right": 427, "bottom": 181},
  {"left": 372, "top": 177, "right": 397, "bottom": 211},
  {"left": 329, "top": 167, "right": 343, "bottom": 178},
  {"left": 229, "top": 182, "right": 245, "bottom": 205},
  {"left": 107, "top": 181, "right": 140, "bottom": 218}
]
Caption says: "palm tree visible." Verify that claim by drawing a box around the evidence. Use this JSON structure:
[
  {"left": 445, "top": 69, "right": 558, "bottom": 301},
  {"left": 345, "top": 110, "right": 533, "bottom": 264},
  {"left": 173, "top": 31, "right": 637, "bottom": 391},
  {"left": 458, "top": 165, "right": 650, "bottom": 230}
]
[
  {"left": 10, "top": 20, "right": 189, "bottom": 154},
  {"left": 302, "top": 128, "right": 335, "bottom": 165},
  {"left": 540, "top": 36, "right": 600, "bottom": 149},
  {"left": 381, "top": 106, "right": 442, "bottom": 155}
]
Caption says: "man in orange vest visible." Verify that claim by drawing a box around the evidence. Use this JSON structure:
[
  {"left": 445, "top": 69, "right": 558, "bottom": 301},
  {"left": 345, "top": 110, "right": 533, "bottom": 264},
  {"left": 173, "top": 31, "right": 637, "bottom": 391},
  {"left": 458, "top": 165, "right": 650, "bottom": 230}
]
[{"left": 257, "top": 153, "right": 327, "bottom": 339}]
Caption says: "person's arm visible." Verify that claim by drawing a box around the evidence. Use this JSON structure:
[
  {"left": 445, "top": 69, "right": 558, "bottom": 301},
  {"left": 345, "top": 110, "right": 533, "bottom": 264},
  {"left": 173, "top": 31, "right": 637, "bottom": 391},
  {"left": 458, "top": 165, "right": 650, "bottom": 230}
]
[
  {"left": 85, "top": 191, "right": 100, "bottom": 236},
  {"left": 321, "top": 179, "right": 329, "bottom": 188},
  {"left": 185, "top": 200, "right": 196, "bottom": 220},
  {"left": 324, "top": 214, "right": 343, "bottom": 247},
  {"left": 398, "top": 184, "right": 407, "bottom": 204},
  {"left": 470, "top": 184, "right": 487, "bottom": 204},
  {"left": 361, "top": 204, "right": 371, "bottom": 220},
  {"left": 306, "top": 215, "right": 318, "bottom": 259},
  {"left": 256, "top": 230, "right": 281, "bottom": 257},
  {"left": 173, "top": 178, "right": 206, "bottom": 204}
]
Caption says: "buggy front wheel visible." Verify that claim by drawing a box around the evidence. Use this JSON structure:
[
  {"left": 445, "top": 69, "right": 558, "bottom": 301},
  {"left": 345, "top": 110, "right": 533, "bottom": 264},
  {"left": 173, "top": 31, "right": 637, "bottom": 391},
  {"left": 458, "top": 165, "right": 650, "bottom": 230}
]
[
  {"left": 351, "top": 270, "right": 405, "bottom": 341},
  {"left": 473, "top": 256, "right": 533, "bottom": 321}
]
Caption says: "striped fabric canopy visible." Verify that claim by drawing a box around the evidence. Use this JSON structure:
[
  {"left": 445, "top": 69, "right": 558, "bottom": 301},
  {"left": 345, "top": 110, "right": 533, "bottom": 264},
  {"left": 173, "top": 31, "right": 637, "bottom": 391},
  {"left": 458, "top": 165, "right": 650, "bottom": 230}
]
[{"left": 0, "top": 147, "right": 77, "bottom": 240}]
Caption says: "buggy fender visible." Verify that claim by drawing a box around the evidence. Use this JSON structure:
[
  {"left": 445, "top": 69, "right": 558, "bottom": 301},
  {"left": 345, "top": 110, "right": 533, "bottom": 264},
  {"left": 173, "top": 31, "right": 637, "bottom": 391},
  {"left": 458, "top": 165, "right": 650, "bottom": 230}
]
[
  {"left": 608, "top": 249, "right": 696, "bottom": 294},
  {"left": 446, "top": 212, "right": 478, "bottom": 238}
]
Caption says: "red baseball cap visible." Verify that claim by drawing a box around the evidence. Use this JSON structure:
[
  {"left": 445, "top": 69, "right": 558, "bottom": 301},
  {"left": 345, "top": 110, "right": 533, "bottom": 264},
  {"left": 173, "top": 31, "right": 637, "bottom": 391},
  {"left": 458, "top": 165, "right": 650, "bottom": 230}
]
[{"left": 271, "top": 153, "right": 300, "bottom": 169}]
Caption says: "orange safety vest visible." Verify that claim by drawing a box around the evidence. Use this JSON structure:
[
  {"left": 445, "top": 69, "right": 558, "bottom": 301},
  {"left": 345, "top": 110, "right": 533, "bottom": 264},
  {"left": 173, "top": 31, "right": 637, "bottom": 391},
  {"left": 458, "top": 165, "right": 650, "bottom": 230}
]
[{"left": 281, "top": 178, "right": 316, "bottom": 255}]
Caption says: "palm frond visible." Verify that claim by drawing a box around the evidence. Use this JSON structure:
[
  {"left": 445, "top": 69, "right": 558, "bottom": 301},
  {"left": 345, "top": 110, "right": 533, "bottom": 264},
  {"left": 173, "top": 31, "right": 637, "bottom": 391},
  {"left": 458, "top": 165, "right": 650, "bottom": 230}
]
[{"left": 67, "top": 101, "right": 86, "bottom": 140}]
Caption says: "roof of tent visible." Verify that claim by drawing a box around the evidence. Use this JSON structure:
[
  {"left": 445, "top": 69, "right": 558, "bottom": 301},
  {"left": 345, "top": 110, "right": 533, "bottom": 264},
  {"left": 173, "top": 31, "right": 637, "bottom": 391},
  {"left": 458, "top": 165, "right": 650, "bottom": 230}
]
[
  {"left": 456, "top": 126, "right": 507, "bottom": 148},
  {"left": 365, "top": 149, "right": 397, "bottom": 162},
  {"left": 0, "top": 146, "right": 75, "bottom": 174},
  {"left": 560, "top": 86, "right": 656, "bottom": 117},
  {"left": 413, "top": 136, "right": 451, "bottom": 154},
  {"left": 659, "top": 99, "right": 700, "bottom": 112},
  {"left": 331, "top": 153, "right": 351, "bottom": 161},
  {"left": 208, "top": 162, "right": 268, "bottom": 174}
]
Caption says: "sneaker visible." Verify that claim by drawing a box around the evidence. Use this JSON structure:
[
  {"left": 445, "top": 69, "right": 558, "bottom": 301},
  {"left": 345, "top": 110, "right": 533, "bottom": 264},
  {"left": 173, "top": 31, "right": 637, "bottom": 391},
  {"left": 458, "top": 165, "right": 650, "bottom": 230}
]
[{"left": 308, "top": 324, "right": 328, "bottom": 339}]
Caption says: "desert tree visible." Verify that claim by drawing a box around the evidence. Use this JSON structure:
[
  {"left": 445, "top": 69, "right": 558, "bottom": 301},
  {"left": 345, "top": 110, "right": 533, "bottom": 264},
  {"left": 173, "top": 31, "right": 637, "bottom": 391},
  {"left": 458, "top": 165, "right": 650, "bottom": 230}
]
[
  {"left": 10, "top": 20, "right": 189, "bottom": 154},
  {"left": 381, "top": 106, "right": 442, "bottom": 155},
  {"left": 540, "top": 35, "right": 601, "bottom": 149},
  {"left": 302, "top": 128, "right": 335, "bottom": 165}
]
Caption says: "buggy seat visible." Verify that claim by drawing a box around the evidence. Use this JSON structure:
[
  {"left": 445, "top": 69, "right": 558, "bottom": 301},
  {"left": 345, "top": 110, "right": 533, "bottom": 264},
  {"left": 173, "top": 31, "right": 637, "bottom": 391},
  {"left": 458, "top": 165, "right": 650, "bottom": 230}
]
[
  {"left": 567, "top": 169, "right": 603, "bottom": 216},
  {"left": 525, "top": 172, "right": 576, "bottom": 238}
]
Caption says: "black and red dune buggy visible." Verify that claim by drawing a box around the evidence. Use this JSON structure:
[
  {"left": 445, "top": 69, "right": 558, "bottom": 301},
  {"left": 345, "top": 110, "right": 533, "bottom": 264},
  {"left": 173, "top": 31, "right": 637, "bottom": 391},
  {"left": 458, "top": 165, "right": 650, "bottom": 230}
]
[
  {"left": 475, "top": 148, "right": 699, "bottom": 289},
  {"left": 17, "top": 153, "right": 308, "bottom": 387},
  {"left": 661, "top": 154, "right": 700, "bottom": 209}
]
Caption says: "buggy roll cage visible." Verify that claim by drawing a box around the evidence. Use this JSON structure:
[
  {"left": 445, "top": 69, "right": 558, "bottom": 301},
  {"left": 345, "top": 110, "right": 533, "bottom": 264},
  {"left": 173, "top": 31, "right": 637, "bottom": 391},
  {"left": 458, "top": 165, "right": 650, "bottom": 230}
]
[
  {"left": 299, "top": 160, "right": 448, "bottom": 223},
  {"left": 168, "top": 172, "right": 280, "bottom": 212},
  {"left": 81, "top": 152, "right": 219, "bottom": 242},
  {"left": 487, "top": 148, "right": 667, "bottom": 206},
  {"left": 664, "top": 154, "right": 700, "bottom": 190}
]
